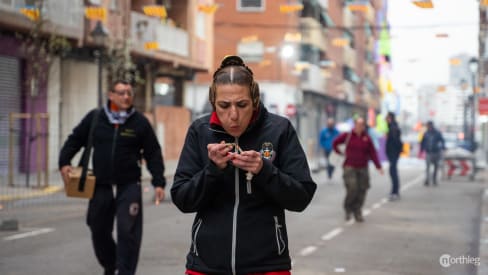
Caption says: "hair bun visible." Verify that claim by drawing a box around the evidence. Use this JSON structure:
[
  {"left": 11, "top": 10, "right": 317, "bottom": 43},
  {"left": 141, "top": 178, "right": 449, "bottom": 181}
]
[{"left": 220, "top": 55, "right": 245, "bottom": 67}]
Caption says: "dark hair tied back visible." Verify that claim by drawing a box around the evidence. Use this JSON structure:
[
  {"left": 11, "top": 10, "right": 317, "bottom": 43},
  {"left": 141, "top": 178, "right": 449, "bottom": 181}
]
[
  {"left": 209, "top": 55, "right": 260, "bottom": 109},
  {"left": 213, "top": 55, "right": 254, "bottom": 79}
]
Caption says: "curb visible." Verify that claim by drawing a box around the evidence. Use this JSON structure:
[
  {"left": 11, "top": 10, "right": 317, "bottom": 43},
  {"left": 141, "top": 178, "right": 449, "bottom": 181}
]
[
  {"left": 479, "top": 188, "right": 488, "bottom": 275},
  {"left": 0, "top": 185, "right": 63, "bottom": 203}
]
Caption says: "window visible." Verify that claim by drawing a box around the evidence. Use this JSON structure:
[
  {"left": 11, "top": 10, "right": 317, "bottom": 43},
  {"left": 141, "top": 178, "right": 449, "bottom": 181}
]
[
  {"left": 195, "top": 13, "right": 205, "bottom": 39},
  {"left": 343, "top": 30, "right": 355, "bottom": 48},
  {"left": 237, "top": 41, "right": 264, "bottom": 63},
  {"left": 237, "top": 0, "right": 265, "bottom": 12},
  {"left": 109, "top": 0, "right": 118, "bottom": 11}
]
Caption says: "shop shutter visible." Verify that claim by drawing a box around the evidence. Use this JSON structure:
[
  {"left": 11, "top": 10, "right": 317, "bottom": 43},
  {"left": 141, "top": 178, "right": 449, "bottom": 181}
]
[{"left": 0, "top": 55, "right": 21, "bottom": 177}]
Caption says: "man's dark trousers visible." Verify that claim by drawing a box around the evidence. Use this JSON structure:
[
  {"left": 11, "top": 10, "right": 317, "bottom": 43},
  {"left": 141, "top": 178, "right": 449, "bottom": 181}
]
[
  {"left": 87, "top": 182, "right": 143, "bottom": 275},
  {"left": 325, "top": 150, "right": 335, "bottom": 179},
  {"left": 387, "top": 155, "right": 400, "bottom": 195}
]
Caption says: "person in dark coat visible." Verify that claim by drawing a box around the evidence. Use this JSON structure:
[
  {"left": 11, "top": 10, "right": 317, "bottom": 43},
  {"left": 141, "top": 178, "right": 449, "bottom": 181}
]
[
  {"left": 171, "top": 56, "right": 317, "bottom": 275},
  {"left": 385, "top": 112, "right": 403, "bottom": 201},
  {"left": 59, "top": 80, "right": 166, "bottom": 275},
  {"left": 420, "top": 121, "right": 445, "bottom": 186}
]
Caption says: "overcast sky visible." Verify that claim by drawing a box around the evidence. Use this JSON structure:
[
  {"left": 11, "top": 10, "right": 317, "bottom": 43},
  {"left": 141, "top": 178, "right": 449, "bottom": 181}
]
[{"left": 388, "top": 0, "right": 479, "bottom": 88}]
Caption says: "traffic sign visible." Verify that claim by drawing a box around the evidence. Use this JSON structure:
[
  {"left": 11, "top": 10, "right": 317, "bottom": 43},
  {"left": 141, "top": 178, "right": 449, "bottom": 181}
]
[{"left": 479, "top": 98, "right": 488, "bottom": 115}]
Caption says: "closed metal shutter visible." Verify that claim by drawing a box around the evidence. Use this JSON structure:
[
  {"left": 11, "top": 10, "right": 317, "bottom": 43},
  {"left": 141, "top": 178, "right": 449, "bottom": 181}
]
[{"left": 0, "top": 55, "right": 21, "bottom": 178}]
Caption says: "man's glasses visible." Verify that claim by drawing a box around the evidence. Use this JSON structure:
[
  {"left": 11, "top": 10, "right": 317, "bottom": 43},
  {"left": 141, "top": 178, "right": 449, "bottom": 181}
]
[{"left": 112, "top": 90, "right": 134, "bottom": 97}]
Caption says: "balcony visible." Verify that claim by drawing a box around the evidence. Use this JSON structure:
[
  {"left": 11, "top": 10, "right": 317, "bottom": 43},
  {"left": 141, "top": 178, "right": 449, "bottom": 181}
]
[
  {"left": 131, "top": 11, "right": 189, "bottom": 58},
  {"left": 343, "top": 44, "right": 356, "bottom": 68},
  {"left": 362, "top": 1, "right": 375, "bottom": 23},
  {"left": 364, "top": 63, "right": 376, "bottom": 79},
  {"left": 299, "top": 17, "right": 327, "bottom": 52},
  {"left": 343, "top": 6, "right": 354, "bottom": 27},
  {"left": 300, "top": 63, "right": 326, "bottom": 94},
  {"left": 0, "top": 0, "right": 83, "bottom": 39}
]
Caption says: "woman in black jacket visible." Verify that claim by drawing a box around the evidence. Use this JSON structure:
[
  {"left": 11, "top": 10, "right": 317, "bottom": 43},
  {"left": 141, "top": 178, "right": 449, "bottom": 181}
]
[
  {"left": 385, "top": 112, "right": 403, "bottom": 201},
  {"left": 171, "top": 56, "right": 317, "bottom": 275}
]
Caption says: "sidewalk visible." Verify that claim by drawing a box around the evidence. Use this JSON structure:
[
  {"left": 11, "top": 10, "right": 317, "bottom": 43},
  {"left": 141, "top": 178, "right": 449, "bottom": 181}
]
[
  {"left": 0, "top": 159, "right": 179, "bottom": 204},
  {"left": 478, "top": 167, "right": 488, "bottom": 274}
]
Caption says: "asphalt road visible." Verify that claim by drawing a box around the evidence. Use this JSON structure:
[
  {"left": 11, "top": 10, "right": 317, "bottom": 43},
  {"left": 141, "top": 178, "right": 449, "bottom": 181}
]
[{"left": 0, "top": 159, "right": 484, "bottom": 275}]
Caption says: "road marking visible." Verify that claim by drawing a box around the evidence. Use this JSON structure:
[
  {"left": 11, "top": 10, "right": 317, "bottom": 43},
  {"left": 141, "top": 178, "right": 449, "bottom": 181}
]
[
  {"left": 3, "top": 227, "right": 55, "bottom": 241},
  {"left": 296, "top": 173, "right": 424, "bottom": 261},
  {"left": 334, "top": 267, "right": 346, "bottom": 273},
  {"left": 321, "top": 227, "right": 343, "bottom": 241},
  {"left": 363, "top": 209, "right": 371, "bottom": 216},
  {"left": 401, "top": 174, "right": 424, "bottom": 192},
  {"left": 0, "top": 186, "right": 63, "bottom": 202},
  {"left": 299, "top": 246, "right": 317, "bottom": 256}
]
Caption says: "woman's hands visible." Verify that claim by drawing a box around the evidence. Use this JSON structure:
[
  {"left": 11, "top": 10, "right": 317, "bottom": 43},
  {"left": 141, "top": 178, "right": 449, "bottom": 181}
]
[
  {"left": 207, "top": 141, "right": 234, "bottom": 170},
  {"left": 207, "top": 141, "right": 263, "bottom": 174}
]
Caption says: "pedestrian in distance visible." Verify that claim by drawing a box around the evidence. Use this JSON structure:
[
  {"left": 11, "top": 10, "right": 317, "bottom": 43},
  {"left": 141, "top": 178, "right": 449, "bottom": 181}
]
[
  {"left": 319, "top": 117, "right": 340, "bottom": 180},
  {"left": 419, "top": 120, "right": 446, "bottom": 186},
  {"left": 58, "top": 80, "right": 166, "bottom": 275},
  {"left": 333, "top": 117, "right": 383, "bottom": 222},
  {"left": 385, "top": 112, "right": 403, "bottom": 201},
  {"left": 171, "top": 55, "right": 317, "bottom": 275}
]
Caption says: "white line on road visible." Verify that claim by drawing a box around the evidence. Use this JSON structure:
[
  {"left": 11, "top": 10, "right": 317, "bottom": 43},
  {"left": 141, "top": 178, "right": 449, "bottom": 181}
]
[
  {"left": 334, "top": 267, "right": 346, "bottom": 273},
  {"left": 299, "top": 246, "right": 318, "bottom": 256},
  {"left": 3, "top": 228, "right": 55, "bottom": 241},
  {"left": 363, "top": 209, "right": 371, "bottom": 216},
  {"left": 401, "top": 174, "right": 424, "bottom": 191},
  {"left": 296, "top": 173, "right": 425, "bottom": 262},
  {"left": 321, "top": 227, "right": 343, "bottom": 241}
]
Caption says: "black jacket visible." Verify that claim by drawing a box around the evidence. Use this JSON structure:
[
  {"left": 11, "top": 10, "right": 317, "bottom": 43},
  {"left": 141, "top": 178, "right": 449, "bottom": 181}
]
[
  {"left": 171, "top": 104, "right": 316, "bottom": 274},
  {"left": 58, "top": 108, "right": 166, "bottom": 188},
  {"left": 386, "top": 121, "right": 403, "bottom": 158},
  {"left": 420, "top": 128, "right": 445, "bottom": 154}
]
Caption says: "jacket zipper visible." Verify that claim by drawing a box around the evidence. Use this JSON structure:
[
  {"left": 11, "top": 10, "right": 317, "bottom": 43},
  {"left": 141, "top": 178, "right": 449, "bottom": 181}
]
[
  {"left": 192, "top": 218, "right": 202, "bottom": 256},
  {"left": 231, "top": 137, "right": 239, "bottom": 275},
  {"left": 274, "top": 216, "right": 286, "bottom": 255},
  {"left": 110, "top": 124, "right": 119, "bottom": 179}
]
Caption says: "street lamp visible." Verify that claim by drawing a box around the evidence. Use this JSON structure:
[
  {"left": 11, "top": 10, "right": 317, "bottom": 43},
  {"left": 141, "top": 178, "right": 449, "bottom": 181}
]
[
  {"left": 468, "top": 57, "right": 478, "bottom": 152},
  {"left": 90, "top": 21, "right": 109, "bottom": 107}
]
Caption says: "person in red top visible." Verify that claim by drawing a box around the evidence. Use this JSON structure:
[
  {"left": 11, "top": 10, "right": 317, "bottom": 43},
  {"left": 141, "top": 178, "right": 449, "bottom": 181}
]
[{"left": 333, "top": 117, "right": 383, "bottom": 222}]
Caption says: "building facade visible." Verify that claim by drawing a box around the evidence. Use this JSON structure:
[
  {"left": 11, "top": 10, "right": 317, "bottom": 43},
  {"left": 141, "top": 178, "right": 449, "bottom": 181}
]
[
  {"left": 0, "top": 0, "right": 213, "bottom": 185},
  {"left": 188, "top": 0, "right": 384, "bottom": 155}
]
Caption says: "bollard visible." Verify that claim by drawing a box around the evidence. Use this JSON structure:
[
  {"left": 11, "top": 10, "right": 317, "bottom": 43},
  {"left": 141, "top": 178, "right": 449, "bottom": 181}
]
[{"left": 0, "top": 219, "right": 19, "bottom": 231}]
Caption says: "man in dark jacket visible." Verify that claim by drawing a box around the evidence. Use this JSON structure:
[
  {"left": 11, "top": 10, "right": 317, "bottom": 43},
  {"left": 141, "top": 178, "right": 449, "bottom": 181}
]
[
  {"left": 171, "top": 56, "right": 316, "bottom": 275},
  {"left": 59, "top": 80, "right": 166, "bottom": 275},
  {"left": 420, "top": 121, "right": 445, "bottom": 186},
  {"left": 385, "top": 112, "right": 403, "bottom": 201}
]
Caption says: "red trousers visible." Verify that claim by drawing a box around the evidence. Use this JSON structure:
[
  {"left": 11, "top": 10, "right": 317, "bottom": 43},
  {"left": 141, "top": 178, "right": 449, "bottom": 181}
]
[{"left": 186, "top": 269, "right": 291, "bottom": 275}]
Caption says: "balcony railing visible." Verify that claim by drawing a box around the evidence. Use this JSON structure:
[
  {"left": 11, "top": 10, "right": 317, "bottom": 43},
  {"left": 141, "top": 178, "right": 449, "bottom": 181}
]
[
  {"left": 343, "top": 45, "right": 356, "bottom": 68},
  {"left": 0, "top": 0, "right": 83, "bottom": 38},
  {"left": 300, "top": 17, "right": 327, "bottom": 52},
  {"left": 131, "top": 11, "right": 189, "bottom": 58},
  {"left": 300, "top": 63, "right": 326, "bottom": 94},
  {"left": 343, "top": 6, "right": 354, "bottom": 27}
]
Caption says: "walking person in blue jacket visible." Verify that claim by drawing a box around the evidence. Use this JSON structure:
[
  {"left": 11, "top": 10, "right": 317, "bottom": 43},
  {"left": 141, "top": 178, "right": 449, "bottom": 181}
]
[
  {"left": 171, "top": 56, "right": 317, "bottom": 275},
  {"left": 319, "top": 118, "right": 340, "bottom": 179},
  {"left": 420, "top": 121, "right": 445, "bottom": 186}
]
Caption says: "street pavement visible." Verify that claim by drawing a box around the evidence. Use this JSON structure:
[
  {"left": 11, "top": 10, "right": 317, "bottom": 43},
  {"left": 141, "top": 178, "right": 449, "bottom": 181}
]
[{"left": 0, "top": 158, "right": 487, "bottom": 275}]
